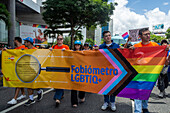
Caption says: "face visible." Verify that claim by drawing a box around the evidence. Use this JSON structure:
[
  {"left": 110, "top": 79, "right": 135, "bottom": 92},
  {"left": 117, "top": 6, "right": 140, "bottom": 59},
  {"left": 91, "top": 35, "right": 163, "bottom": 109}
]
[
  {"left": 84, "top": 44, "right": 89, "bottom": 50},
  {"left": 38, "top": 29, "right": 41, "bottom": 33},
  {"left": 75, "top": 44, "right": 80, "bottom": 50},
  {"left": 57, "top": 35, "right": 63, "bottom": 44},
  {"left": 140, "top": 30, "right": 150, "bottom": 42},
  {"left": 14, "top": 40, "right": 18, "bottom": 46},
  {"left": 162, "top": 43, "right": 168, "bottom": 46},
  {"left": 24, "top": 41, "right": 29, "bottom": 47},
  {"left": 104, "top": 32, "right": 111, "bottom": 43}
]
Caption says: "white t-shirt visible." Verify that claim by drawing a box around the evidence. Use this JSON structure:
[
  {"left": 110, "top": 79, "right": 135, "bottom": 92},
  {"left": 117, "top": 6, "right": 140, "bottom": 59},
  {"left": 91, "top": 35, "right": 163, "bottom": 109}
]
[{"left": 106, "top": 43, "right": 112, "bottom": 47}]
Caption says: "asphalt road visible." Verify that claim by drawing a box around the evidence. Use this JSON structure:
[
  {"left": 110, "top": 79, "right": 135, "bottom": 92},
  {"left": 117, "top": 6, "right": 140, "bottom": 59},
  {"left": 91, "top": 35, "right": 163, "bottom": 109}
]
[{"left": 0, "top": 80, "right": 170, "bottom": 113}]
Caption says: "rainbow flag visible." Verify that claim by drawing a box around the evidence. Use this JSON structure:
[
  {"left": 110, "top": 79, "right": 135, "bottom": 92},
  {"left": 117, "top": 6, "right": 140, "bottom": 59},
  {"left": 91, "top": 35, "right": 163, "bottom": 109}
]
[
  {"left": 122, "top": 32, "right": 129, "bottom": 40},
  {"left": 117, "top": 46, "right": 168, "bottom": 100}
]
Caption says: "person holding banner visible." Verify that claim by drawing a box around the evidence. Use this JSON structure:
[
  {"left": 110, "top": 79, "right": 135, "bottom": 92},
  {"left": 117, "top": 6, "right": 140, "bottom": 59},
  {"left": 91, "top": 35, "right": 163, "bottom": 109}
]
[
  {"left": 157, "top": 39, "right": 169, "bottom": 98},
  {"left": 132, "top": 28, "right": 159, "bottom": 113},
  {"left": 7, "top": 37, "right": 27, "bottom": 105},
  {"left": 23, "top": 37, "right": 43, "bottom": 106},
  {"left": 99, "top": 31, "right": 120, "bottom": 111},
  {"left": 71, "top": 40, "right": 85, "bottom": 108},
  {"left": 49, "top": 35, "right": 69, "bottom": 107}
]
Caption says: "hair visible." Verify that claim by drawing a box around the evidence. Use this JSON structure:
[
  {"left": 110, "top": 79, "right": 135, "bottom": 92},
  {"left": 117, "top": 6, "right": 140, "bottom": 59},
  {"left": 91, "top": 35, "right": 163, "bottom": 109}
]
[
  {"left": 102, "top": 31, "right": 110, "bottom": 38},
  {"left": 15, "top": 37, "right": 22, "bottom": 43},
  {"left": 138, "top": 28, "right": 149, "bottom": 36},
  {"left": 161, "top": 39, "right": 169, "bottom": 45},
  {"left": 57, "top": 34, "right": 63, "bottom": 39},
  {"left": 73, "top": 44, "right": 82, "bottom": 51}
]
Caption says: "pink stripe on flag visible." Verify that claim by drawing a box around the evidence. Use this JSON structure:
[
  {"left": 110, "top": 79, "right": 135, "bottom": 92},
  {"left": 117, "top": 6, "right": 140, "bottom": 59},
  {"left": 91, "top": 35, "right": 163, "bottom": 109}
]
[
  {"left": 122, "top": 32, "right": 128, "bottom": 38},
  {"left": 98, "top": 49, "right": 122, "bottom": 94}
]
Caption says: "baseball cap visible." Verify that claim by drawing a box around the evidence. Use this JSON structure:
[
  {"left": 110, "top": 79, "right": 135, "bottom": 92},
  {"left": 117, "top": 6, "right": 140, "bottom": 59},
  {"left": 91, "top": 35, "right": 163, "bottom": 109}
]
[
  {"left": 23, "top": 37, "right": 34, "bottom": 43},
  {"left": 84, "top": 42, "right": 89, "bottom": 46}
]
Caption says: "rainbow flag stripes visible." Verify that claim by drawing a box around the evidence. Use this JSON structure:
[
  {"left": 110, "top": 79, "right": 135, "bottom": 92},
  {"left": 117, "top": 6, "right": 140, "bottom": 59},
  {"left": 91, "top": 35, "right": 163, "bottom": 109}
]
[{"left": 118, "top": 46, "right": 168, "bottom": 100}]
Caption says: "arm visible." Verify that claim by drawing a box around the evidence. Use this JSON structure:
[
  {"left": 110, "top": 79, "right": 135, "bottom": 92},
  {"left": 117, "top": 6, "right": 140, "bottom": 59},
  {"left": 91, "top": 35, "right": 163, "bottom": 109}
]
[{"left": 124, "top": 36, "right": 131, "bottom": 48}]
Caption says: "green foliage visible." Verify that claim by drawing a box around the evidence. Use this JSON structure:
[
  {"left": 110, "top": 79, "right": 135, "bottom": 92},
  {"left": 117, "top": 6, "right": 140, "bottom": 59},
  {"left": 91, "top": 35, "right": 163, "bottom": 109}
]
[
  {"left": 63, "top": 36, "right": 71, "bottom": 46},
  {"left": 166, "top": 28, "right": 170, "bottom": 39},
  {"left": 0, "top": 3, "right": 10, "bottom": 28},
  {"left": 85, "top": 38, "right": 95, "bottom": 46},
  {"left": 42, "top": 0, "right": 116, "bottom": 48},
  {"left": 100, "top": 38, "right": 105, "bottom": 44},
  {"left": 73, "top": 30, "right": 84, "bottom": 40},
  {"left": 150, "top": 33, "right": 166, "bottom": 43}
]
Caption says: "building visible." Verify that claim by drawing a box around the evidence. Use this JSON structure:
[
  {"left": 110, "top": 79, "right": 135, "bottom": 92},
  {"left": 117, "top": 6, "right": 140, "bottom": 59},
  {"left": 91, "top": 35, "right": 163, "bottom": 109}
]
[{"left": 0, "top": 0, "right": 87, "bottom": 47}]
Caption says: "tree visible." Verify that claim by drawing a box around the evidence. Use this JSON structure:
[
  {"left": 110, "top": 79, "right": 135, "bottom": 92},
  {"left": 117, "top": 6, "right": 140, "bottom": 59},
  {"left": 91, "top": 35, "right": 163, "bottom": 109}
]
[
  {"left": 166, "top": 28, "right": 170, "bottom": 39},
  {"left": 0, "top": 3, "right": 10, "bottom": 28},
  {"left": 42, "top": 0, "right": 116, "bottom": 49},
  {"left": 150, "top": 33, "right": 166, "bottom": 43}
]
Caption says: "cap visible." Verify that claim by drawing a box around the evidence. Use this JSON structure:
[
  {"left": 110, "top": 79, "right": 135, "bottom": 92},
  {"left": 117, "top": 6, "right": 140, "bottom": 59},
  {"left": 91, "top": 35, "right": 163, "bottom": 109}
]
[
  {"left": 23, "top": 37, "right": 34, "bottom": 43},
  {"left": 74, "top": 40, "right": 81, "bottom": 45},
  {"left": 93, "top": 44, "right": 98, "bottom": 47},
  {"left": 84, "top": 42, "right": 89, "bottom": 46}
]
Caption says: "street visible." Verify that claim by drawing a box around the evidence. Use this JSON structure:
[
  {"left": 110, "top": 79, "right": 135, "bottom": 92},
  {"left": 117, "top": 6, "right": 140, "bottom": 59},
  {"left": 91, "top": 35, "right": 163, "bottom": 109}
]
[{"left": 0, "top": 81, "right": 170, "bottom": 113}]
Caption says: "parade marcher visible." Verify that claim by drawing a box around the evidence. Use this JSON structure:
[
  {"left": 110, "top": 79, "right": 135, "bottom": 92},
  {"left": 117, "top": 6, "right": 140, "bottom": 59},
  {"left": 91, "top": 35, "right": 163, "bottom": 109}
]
[
  {"left": 49, "top": 35, "right": 69, "bottom": 107},
  {"left": 71, "top": 40, "right": 85, "bottom": 108},
  {"left": 83, "top": 42, "right": 90, "bottom": 50},
  {"left": 158, "top": 39, "right": 169, "bottom": 98},
  {"left": 7, "top": 37, "right": 27, "bottom": 105},
  {"left": 131, "top": 28, "right": 159, "bottom": 113},
  {"left": 23, "top": 37, "right": 43, "bottom": 106},
  {"left": 99, "top": 31, "right": 120, "bottom": 112}
]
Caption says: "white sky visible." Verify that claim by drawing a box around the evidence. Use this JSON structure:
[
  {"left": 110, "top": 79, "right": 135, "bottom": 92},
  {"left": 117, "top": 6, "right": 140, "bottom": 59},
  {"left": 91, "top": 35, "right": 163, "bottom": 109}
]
[{"left": 112, "top": 0, "right": 170, "bottom": 35}]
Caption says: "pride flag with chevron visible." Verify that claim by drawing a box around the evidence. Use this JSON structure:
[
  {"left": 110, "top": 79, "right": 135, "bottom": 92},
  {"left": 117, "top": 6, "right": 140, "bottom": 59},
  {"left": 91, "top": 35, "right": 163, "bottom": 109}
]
[{"left": 118, "top": 46, "right": 168, "bottom": 100}]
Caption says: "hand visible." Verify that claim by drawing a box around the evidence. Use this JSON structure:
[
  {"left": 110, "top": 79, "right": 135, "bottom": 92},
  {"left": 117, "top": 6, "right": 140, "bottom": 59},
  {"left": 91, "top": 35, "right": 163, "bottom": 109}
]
[
  {"left": 3, "top": 47, "right": 7, "bottom": 51},
  {"left": 166, "top": 45, "right": 169, "bottom": 51},
  {"left": 129, "top": 46, "right": 135, "bottom": 50},
  {"left": 119, "top": 46, "right": 124, "bottom": 49},
  {"left": 49, "top": 47, "right": 53, "bottom": 51},
  {"left": 62, "top": 48, "right": 66, "bottom": 51}
]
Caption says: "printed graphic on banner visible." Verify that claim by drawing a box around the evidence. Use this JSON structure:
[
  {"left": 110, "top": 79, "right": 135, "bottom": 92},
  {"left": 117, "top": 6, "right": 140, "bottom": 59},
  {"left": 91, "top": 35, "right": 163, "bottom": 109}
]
[{"left": 2, "top": 49, "right": 137, "bottom": 95}]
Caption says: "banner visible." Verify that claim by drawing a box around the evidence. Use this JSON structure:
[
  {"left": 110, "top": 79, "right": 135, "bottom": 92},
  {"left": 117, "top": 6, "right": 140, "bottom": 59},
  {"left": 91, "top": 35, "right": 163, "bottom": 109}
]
[
  {"left": 2, "top": 46, "right": 167, "bottom": 99},
  {"left": 118, "top": 46, "right": 167, "bottom": 100},
  {"left": 2, "top": 49, "right": 137, "bottom": 96}
]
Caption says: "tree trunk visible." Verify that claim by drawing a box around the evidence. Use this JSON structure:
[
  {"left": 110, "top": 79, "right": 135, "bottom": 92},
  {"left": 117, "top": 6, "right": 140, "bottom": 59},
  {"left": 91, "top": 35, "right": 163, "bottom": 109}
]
[{"left": 71, "top": 26, "right": 75, "bottom": 49}]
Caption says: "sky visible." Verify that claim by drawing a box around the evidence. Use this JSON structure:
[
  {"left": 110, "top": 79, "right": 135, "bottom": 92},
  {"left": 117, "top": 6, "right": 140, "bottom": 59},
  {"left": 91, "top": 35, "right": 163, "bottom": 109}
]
[
  {"left": 111, "top": 0, "right": 170, "bottom": 35},
  {"left": 32, "top": 0, "right": 170, "bottom": 35}
]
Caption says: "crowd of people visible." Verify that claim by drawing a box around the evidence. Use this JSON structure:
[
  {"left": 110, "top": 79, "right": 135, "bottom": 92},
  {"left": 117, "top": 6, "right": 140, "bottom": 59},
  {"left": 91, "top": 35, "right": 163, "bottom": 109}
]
[{"left": 0, "top": 28, "right": 170, "bottom": 113}]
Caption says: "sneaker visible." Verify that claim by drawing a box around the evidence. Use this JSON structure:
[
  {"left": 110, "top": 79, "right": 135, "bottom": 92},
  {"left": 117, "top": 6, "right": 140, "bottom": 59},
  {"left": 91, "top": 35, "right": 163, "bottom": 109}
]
[
  {"left": 55, "top": 100, "right": 60, "bottom": 107},
  {"left": 164, "top": 91, "right": 168, "bottom": 96},
  {"left": 17, "top": 95, "right": 26, "bottom": 101},
  {"left": 142, "top": 109, "right": 149, "bottom": 113},
  {"left": 7, "top": 98, "right": 17, "bottom": 105},
  {"left": 110, "top": 102, "right": 116, "bottom": 111},
  {"left": 24, "top": 99, "right": 35, "bottom": 106},
  {"left": 158, "top": 91, "right": 164, "bottom": 98},
  {"left": 37, "top": 89, "right": 43, "bottom": 101},
  {"left": 101, "top": 102, "right": 109, "bottom": 110}
]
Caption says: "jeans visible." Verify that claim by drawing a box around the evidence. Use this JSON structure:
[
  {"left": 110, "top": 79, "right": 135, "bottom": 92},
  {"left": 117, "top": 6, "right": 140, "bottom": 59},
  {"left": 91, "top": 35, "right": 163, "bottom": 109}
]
[
  {"left": 71, "top": 90, "right": 85, "bottom": 105},
  {"left": 53, "top": 89, "right": 64, "bottom": 100},
  {"left": 104, "top": 94, "right": 115, "bottom": 103},
  {"left": 134, "top": 99, "right": 148, "bottom": 113}
]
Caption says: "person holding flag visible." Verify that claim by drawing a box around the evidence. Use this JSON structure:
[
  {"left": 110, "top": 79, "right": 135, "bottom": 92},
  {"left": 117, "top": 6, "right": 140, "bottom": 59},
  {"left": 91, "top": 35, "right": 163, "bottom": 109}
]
[
  {"left": 99, "top": 31, "right": 121, "bottom": 112},
  {"left": 130, "top": 28, "right": 160, "bottom": 113},
  {"left": 7, "top": 37, "right": 27, "bottom": 105}
]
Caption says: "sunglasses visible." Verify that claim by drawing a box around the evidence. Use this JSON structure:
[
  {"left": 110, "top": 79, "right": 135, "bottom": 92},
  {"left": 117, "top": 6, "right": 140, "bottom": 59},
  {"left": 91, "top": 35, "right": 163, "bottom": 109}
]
[{"left": 57, "top": 38, "right": 63, "bottom": 40}]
